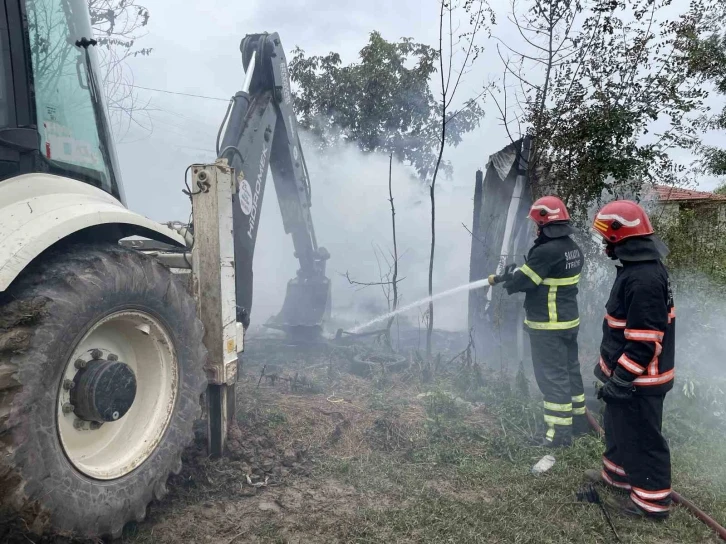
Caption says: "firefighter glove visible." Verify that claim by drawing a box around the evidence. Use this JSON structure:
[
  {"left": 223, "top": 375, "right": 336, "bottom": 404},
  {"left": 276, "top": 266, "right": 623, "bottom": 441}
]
[
  {"left": 597, "top": 373, "right": 635, "bottom": 403},
  {"left": 499, "top": 263, "right": 516, "bottom": 283},
  {"left": 489, "top": 263, "right": 517, "bottom": 285}
]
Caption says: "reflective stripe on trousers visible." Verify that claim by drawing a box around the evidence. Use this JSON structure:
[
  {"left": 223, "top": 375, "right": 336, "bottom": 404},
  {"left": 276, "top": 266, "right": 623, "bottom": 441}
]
[{"left": 544, "top": 401, "right": 572, "bottom": 442}]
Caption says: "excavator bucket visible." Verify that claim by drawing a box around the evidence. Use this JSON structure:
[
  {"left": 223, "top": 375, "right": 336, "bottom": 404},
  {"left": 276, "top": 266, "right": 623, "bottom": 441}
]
[{"left": 265, "top": 276, "right": 331, "bottom": 340}]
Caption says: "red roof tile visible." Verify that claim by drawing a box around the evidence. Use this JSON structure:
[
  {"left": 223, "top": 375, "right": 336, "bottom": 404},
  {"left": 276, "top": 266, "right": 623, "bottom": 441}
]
[{"left": 652, "top": 185, "right": 726, "bottom": 202}]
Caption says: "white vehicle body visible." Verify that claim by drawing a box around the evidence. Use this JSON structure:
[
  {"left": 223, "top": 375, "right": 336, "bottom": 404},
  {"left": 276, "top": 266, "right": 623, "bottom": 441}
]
[{"left": 0, "top": 173, "right": 185, "bottom": 292}]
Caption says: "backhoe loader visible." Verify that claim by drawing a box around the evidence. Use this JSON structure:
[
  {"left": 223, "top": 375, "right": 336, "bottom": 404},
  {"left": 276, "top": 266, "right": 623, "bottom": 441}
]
[{"left": 0, "top": 0, "right": 329, "bottom": 538}]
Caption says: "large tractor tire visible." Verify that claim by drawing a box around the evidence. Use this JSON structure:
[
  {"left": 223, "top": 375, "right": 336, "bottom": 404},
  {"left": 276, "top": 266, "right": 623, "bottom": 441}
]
[{"left": 0, "top": 244, "right": 207, "bottom": 539}]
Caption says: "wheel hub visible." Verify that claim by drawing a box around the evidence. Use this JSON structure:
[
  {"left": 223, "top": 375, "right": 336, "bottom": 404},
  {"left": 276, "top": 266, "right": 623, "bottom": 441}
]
[
  {"left": 70, "top": 355, "right": 137, "bottom": 423},
  {"left": 56, "top": 311, "right": 179, "bottom": 480}
]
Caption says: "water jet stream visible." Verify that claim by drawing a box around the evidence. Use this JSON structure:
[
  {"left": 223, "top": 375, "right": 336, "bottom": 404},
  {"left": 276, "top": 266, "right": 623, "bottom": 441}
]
[{"left": 349, "top": 278, "right": 491, "bottom": 333}]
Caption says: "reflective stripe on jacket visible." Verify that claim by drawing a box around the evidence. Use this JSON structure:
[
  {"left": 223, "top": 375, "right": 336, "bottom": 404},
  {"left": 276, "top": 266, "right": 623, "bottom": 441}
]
[
  {"left": 504, "top": 234, "right": 583, "bottom": 332},
  {"left": 596, "top": 259, "right": 675, "bottom": 395}
]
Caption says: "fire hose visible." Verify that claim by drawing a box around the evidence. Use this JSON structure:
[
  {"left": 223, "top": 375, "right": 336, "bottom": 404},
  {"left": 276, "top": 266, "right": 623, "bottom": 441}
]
[{"left": 585, "top": 409, "right": 726, "bottom": 541}]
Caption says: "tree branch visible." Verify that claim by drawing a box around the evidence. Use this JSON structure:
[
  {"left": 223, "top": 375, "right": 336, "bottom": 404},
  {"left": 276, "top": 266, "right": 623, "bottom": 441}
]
[
  {"left": 497, "top": 44, "right": 542, "bottom": 91},
  {"left": 510, "top": 0, "right": 550, "bottom": 52},
  {"left": 342, "top": 271, "right": 406, "bottom": 289},
  {"left": 445, "top": 2, "right": 454, "bottom": 97},
  {"left": 446, "top": 0, "right": 488, "bottom": 110},
  {"left": 486, "top": 85, "right": 515, "bottom": 144}
]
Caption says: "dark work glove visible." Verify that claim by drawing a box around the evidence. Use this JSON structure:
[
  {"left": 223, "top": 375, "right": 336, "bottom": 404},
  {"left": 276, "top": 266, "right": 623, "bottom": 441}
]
[
  {"left": 497, "top": 263, "right": 517, "bottom": 283},
  {"left": 501, "top": 263, "right": 516, "bottom": 282},
  {"left": 488, "top": 263, "right": 517, "bottom": 286},
  {"left": 597, "top": 373, "right": 636, "bottom": 403}
]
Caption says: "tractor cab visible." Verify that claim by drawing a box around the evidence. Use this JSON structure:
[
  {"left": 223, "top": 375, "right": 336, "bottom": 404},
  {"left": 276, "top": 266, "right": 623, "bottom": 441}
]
[{"left": 0, "top": 0, "right": 124, "bottom": 202}]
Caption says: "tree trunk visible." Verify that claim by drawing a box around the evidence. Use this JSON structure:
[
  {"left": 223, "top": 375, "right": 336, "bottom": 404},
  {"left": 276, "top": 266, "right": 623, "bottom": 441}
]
[
  {"left": 386, "top": 153, "right": 399, "bottom": 351},
  {"left": 427, "top": 111, "right": 446, "bottom": 359},
  {"left": 427, "top": 0, "right": 448, "bottom": 360}
]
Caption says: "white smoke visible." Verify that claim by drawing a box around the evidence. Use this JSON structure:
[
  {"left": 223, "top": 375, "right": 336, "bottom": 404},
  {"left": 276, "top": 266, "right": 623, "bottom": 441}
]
[{"left": 249, "top": 134, "right": 477, "bottom": 334}]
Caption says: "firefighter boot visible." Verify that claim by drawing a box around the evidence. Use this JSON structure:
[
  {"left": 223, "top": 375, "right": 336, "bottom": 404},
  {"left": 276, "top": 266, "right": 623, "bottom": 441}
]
[
  {"left": 584, "top": 469, "right": 604, "bottom": 485},
  {"left": 532, "top": 429, "right": 572, "bottom": 448},
  {"left": 604, "top": 495, "right": 669, "bottom": 521},
  {"left": 584, "top": 469, "right": 631, "bottom": 495},
  {"left": 583, "top": 468, "right": 629, "bottom": 493}
]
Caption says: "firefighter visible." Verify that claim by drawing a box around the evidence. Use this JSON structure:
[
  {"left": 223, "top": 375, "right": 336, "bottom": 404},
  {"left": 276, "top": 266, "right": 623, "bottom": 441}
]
[
  {"left": 500, "top": 196, "right": 587, "bottom": 447},
  {"left": 587, "top": 200, "right": 675, "bottom": 520}
]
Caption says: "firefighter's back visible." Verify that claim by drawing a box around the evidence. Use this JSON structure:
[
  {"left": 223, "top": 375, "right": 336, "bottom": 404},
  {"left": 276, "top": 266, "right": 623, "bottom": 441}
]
[{"left": 522, "top": 235, "right": 584, "bottom": 333}]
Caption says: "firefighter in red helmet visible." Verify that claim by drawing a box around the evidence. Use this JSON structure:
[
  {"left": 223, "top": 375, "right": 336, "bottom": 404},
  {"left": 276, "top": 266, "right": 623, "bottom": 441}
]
[
  {"left": 587, "top": 199, "right": 675, "bottom": 519},
  {"left": 496, "top": 196, "right": 587, "bottom": 447}
]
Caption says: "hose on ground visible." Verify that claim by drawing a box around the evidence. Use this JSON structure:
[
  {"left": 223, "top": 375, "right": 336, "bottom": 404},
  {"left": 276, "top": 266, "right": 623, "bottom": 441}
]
[{"left": 585, "top": 408, "right": 726, "bottom": 541}]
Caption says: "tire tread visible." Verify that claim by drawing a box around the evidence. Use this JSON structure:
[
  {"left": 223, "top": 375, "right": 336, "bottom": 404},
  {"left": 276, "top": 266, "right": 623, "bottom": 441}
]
[{"left": 0, "top": 244, "right": 206, "bottom": 539}]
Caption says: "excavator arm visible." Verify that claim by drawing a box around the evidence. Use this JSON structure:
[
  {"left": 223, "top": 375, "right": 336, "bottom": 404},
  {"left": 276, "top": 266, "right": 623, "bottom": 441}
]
[{"left": 218, "top": 32, "right": 331, "bottom": 338}]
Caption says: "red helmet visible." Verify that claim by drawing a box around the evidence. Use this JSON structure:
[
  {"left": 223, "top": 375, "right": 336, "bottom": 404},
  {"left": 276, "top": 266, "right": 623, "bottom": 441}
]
[
  {"left": 529, "top": 196, "right": 570, "bottom": 226},
  {"left": 592, "top": 200, "right": 653, "bottom": 243}
]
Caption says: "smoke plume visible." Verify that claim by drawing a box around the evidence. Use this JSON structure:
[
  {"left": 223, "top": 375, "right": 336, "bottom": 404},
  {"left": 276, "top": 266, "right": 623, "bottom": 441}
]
[{"left": 249, "top": 134, "right": 477, "bottom": 334}]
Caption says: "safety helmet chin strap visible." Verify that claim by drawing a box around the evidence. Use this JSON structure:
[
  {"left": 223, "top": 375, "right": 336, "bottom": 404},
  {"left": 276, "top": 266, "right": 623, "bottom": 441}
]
[{"left": 604, "top": 241, "right": 618, "bottom": 260}]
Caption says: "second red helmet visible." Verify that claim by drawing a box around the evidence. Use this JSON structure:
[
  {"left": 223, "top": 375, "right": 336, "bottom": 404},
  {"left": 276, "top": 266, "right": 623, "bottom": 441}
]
[
  {"left": 528, "top": 196, "right": 570, "bottom": 226},
  {"left": 592, "top": 200, "right": 654, "bottom": 244}
]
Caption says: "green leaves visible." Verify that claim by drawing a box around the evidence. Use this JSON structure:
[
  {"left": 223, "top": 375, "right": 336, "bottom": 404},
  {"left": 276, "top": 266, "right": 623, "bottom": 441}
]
[
  {"left": 288, "top": 32, "right": 482, "bottom": 181},
  {"left": 496, "top": 0, "right": 716, "bottom": 218},
  {"left": 676, "top": 2, "right": 726, "bottom": 178}
]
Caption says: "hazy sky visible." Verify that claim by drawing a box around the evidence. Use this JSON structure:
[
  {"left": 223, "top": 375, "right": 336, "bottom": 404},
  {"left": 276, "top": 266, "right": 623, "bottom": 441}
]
[
  {"left": 116, "top": 0, "right": 495, "bottom": 221},
  {"left": 113, "top": 0, "right": 725, "bottom": 331},
  {"left": 116, "top": 0, "right": 510, "bottom": 331}
]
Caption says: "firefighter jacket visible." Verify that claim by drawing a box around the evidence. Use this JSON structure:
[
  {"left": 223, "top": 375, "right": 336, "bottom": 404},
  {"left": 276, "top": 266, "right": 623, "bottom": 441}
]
[
  {"left": 504, "top": 233, "right": 583, "bottom": 333},
  {"left": 595, "top": 250, "right": 675, "bottom": 396}
]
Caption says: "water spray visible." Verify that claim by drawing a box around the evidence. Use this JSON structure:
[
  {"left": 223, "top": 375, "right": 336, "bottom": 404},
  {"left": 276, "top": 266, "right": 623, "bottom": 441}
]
[{"left": 349, "top": 277, "right": 493, "bottom": 333}]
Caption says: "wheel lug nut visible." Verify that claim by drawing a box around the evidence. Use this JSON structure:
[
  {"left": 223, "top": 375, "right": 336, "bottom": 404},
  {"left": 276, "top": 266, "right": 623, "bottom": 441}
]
[
  {"left": 74, "top": 359, "right": 86, "bottom": 369},
  {"left": 107, "top": 353, "right": 119, "bottom": 362},
  {"left": 73, "top": 419, "right": 85, "bottom": 430},
  {"left": 63, "top": 379, "right": 75, "bottom": 390},
  {"left": 62, "top": 402, "right": 75, "bottom": 414},
  {"left": 91, "top": 349, "right": 103, "bottom": 360}
]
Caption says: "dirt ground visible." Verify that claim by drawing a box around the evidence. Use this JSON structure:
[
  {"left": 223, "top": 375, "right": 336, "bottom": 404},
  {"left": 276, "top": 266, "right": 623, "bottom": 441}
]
[
  {"left": 123, "top": 335, "right": 495, "bottom": 543},
  {"left": 121, "top": 334, "right": 726, "bottom": 544},
  {"left": 5, "top": 332, "right": 726, "bottom": 543}
]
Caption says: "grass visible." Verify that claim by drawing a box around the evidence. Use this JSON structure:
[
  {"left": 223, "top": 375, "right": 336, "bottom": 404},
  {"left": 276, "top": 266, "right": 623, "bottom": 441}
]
[
  {"left": 117, "top": 340, "right": 726, "bottom": 544},
  {"left": 301, "top": 369, "right": 726, "bottom": 544},
  {"left": 5, "top": 340, "right": 722, "bottom": 544},
  {"left": 313, "top": 430, "right": 725, "bottom": 543}
]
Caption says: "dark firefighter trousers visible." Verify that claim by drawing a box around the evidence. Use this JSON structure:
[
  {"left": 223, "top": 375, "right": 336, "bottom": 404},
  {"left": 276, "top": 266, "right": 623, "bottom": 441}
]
[
  {"left": 528, "top": 330, "right": 586, "bottom": 445},
  {"left": 601, "top": 395, "right": 672, "bottom": 517}
]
